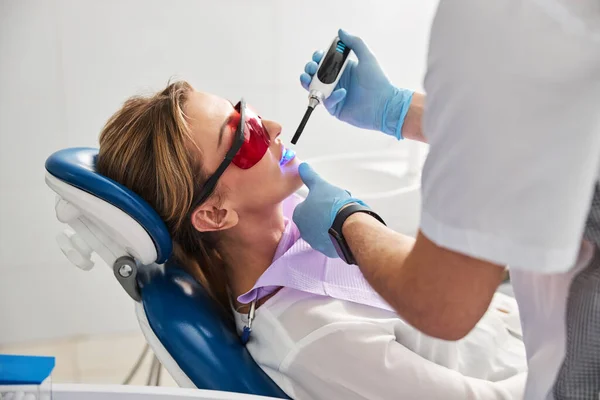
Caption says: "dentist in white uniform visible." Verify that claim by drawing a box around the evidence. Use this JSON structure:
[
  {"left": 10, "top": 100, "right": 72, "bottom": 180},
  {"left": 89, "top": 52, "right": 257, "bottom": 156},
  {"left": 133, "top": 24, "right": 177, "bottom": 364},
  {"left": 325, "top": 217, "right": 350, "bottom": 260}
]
[{"left": 293, "top": 0, "right": 600, "bottom": 398}]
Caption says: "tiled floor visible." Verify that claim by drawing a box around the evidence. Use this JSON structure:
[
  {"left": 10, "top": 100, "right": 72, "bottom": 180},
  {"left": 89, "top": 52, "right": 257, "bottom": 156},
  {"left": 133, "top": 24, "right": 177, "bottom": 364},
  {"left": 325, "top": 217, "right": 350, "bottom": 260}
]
[{"left": 0, "top": 331, "right": 178, "bottom": 387}]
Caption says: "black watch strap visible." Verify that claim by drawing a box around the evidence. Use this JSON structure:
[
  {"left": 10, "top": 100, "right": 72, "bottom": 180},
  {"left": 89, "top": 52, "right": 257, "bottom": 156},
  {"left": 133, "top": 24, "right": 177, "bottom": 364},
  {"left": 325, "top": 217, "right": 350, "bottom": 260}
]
[{"left": 328, "top": 203, "right": 386, "bottom": 264}]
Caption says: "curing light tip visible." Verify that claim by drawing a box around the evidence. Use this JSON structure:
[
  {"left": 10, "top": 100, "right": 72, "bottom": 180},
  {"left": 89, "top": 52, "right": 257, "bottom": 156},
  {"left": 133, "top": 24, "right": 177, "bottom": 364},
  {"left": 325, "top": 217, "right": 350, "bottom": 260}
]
[{"left": 291, "top": 106, "right": 315, "bottom": 145}]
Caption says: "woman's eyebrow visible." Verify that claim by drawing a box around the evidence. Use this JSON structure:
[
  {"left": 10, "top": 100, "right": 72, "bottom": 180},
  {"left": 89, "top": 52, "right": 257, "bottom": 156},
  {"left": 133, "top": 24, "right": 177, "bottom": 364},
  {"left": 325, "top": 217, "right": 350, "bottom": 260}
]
[
  {"left": 218, "top": 101, "right": 236, "bottom": 148},
  {"left": 217, "top": 115, "right": 234, "bottom": 148}
]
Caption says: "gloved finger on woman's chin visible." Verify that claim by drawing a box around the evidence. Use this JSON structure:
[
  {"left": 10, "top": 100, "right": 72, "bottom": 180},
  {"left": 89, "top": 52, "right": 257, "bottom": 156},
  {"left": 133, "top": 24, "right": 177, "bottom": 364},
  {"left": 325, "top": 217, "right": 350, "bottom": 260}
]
[
  {"left": 300, "top": 73, "right": 312, "bottom": 90},
  {"left": 312, "top": 50, "right": 324, "bottom": 63},
  {"left": 304, "top": 61, "right": 318, "bottom": 75}
]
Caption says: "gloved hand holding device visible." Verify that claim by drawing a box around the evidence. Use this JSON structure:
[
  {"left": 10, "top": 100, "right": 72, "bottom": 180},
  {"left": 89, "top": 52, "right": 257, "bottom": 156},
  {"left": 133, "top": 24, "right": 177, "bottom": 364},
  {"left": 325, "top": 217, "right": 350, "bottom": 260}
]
[{"left": 300, "top": 29, "right": 414, "bottom": 140}]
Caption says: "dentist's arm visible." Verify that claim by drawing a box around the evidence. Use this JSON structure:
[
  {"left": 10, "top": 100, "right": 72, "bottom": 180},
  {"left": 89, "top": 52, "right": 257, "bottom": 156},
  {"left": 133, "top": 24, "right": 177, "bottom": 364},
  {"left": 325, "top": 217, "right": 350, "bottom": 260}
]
[
  {"left": 300, "top": 29, "right": 426, "bottom": 143},
  {"left": 293, "top": 164, "right": 505, "bottom": 341},
  {"left": 343, "top": 213, "right": 505, "bottom": 341}
]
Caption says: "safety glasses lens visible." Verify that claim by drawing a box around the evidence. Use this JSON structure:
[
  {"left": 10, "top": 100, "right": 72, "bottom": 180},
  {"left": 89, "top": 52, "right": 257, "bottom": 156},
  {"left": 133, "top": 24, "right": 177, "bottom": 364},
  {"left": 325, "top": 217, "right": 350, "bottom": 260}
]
[{"left": 231, "top": 103, "right": 270, "bottom": 169}]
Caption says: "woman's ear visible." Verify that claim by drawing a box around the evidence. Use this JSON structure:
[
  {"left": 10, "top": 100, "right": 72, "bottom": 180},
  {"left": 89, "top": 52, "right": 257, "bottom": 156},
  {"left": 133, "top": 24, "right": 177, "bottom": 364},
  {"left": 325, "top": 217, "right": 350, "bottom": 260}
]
[{"left": 191, "top": 202, "right": 239, "bottom": 233}]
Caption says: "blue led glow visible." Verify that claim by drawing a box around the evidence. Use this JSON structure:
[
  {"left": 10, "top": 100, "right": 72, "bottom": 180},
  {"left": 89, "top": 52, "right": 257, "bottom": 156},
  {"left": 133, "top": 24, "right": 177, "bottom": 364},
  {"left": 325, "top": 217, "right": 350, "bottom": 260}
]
[{"left": 280, "top": 148, "right": 296, "bottom": 166}]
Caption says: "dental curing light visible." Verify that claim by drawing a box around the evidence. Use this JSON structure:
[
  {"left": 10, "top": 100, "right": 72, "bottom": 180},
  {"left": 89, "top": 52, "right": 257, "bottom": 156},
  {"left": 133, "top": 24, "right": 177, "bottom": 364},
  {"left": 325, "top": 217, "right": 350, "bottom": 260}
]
[{"left": 291, "top": 36, "right": 352, "bottom": 145}]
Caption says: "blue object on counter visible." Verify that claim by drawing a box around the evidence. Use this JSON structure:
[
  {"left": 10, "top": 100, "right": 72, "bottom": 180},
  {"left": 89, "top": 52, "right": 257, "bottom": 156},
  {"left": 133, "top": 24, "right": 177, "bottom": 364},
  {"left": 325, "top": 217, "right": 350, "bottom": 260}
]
[{"left": 0, "top": 354, "right": 55, "bottom": 385}]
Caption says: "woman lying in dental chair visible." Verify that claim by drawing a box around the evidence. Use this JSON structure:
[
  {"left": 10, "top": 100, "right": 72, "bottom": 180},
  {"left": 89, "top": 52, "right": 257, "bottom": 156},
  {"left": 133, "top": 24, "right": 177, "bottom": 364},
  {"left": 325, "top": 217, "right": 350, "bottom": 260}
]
[{"left": 97, "top": 81, "right": 526, "bottom": 400}]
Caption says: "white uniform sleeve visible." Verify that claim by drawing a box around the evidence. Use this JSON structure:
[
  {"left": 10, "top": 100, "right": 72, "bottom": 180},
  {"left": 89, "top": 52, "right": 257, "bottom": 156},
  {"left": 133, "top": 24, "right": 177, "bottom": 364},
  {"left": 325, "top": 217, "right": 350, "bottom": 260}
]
[
  {"left": 281, "top": 322, "right": 526, "bottom": 400},
  {"left": 421, "top": 0, "right": 600, "bottom": 272}
]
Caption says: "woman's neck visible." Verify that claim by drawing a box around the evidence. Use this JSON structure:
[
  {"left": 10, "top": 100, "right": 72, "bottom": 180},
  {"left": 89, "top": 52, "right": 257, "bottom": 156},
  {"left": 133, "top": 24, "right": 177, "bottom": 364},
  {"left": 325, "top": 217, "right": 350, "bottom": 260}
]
[{"left": 217, "top": 203, "right": 286, "bottom": 305}]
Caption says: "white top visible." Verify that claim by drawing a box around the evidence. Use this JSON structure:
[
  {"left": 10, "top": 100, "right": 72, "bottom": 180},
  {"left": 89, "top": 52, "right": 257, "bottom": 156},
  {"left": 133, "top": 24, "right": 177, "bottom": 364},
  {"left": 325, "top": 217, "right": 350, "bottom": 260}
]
[
  {"left": 422, "top": 0, "right": 600, "bottom": 398},
  {"left": 235, "top": 289, "right": 527, "bottom": 400}
]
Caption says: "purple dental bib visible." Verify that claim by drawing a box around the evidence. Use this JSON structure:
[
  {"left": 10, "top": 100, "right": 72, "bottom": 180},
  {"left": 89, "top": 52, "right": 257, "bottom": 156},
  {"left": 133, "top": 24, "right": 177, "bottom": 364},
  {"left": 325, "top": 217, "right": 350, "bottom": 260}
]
[{"left": 238, "top": 195, "right": 393, "bottom": 312}]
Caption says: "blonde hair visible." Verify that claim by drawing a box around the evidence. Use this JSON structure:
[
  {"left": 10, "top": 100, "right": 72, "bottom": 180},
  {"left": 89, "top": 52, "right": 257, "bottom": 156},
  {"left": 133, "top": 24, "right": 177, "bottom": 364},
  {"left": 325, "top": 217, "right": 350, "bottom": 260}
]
[{"left": 96, "top": 81, "right": 231, "bottom": 315}]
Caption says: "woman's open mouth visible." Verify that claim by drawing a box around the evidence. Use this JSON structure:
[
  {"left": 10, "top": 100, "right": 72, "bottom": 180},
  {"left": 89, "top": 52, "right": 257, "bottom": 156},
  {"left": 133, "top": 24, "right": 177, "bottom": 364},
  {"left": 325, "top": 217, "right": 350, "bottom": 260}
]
[{"left": 279, "top": 147, "right": 296, "bottom": 166}]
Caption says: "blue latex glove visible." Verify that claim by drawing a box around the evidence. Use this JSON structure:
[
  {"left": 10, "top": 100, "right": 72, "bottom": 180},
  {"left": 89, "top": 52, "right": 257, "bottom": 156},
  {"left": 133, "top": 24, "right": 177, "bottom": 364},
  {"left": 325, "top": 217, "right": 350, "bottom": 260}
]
[
  {"left": 300, "top": 29, "right": 414, "bottom": 140},
  {"left": 293, "top": 163, "right": 368, "bottom": 258}
]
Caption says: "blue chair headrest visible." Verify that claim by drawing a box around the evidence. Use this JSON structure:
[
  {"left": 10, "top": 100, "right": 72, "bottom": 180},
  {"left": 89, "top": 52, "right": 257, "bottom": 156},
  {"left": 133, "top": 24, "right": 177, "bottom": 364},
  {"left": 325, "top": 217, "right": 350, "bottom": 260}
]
[
  {"left": 45, "top": 147, "right": 172, "bottom": 263},
  {"left": 139, "top": 263, "right": 289, "bottom": 398}
]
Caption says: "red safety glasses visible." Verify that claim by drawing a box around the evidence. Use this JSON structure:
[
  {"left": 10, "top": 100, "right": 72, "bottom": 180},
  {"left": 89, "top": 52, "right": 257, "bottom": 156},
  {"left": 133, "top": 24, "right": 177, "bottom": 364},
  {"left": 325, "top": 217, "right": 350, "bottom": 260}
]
[
  {"left": 190, "top": 99, "right": 270, "bottom": 210},
  {"left": 227, "top": 101, "right": 271, "bottom": 169}
]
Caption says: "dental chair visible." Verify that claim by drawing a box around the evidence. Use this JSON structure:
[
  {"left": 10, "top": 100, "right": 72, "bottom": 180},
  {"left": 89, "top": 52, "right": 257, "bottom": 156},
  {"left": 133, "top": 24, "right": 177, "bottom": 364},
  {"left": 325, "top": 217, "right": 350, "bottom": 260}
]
[{"left": 44, "top": 147, "right": 289, "bottom": 399}]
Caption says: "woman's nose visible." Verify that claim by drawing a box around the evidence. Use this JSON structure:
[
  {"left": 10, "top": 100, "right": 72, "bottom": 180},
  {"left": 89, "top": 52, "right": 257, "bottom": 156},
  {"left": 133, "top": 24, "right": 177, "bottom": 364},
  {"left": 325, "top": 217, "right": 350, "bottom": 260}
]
[{"left": 262, "top": 119, "right": 282, "bottom": 140}]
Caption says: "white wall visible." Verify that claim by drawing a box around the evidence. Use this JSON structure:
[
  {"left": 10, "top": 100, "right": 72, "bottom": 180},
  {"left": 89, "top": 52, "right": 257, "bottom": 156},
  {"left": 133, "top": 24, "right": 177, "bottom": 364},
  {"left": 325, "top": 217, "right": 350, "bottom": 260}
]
[{"left": 0, "top": 0, "right": 438, "bottom": 344}]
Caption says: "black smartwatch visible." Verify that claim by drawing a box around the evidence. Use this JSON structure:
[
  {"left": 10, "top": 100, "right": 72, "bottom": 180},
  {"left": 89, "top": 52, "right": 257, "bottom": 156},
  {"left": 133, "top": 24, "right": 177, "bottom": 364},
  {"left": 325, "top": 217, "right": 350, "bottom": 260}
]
[{"left": 328, "top": 203, "right": 386, "bottom": 264}]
